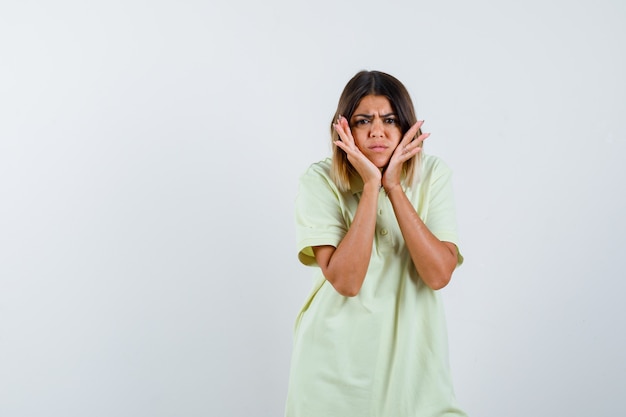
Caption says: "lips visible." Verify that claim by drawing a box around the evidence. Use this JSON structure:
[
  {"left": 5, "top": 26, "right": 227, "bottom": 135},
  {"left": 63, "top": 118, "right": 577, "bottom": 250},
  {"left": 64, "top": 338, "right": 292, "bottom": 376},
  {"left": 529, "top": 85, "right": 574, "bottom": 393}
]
[{"left": 369, "top": 144, "right": 388, "bottom": 152}]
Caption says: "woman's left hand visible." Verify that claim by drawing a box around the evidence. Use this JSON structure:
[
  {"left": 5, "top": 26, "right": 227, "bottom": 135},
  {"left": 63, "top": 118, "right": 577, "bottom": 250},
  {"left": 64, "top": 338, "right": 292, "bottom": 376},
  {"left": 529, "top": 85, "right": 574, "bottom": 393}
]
[{"left": 382, "top": 121, "right": 430, "bottom": 193}]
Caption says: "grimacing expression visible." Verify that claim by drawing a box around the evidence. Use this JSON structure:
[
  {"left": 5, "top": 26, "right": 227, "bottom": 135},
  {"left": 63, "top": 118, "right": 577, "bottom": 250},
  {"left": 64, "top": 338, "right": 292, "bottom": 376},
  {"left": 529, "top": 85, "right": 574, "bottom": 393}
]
[{"left": 350, "top": 95, "right": 402, "bottom": 169}]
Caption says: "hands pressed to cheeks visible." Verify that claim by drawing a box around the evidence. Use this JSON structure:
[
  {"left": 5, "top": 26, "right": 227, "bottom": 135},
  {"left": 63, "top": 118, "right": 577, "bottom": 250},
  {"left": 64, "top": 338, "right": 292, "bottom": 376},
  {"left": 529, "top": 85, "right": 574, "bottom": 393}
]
[
  {"left": 314, "top": 115, "right": 455, "bottom": 296},
  {"left": 332, "top": 115, "right": 430, "bottom": 193},
  {"left": 333, "top": 115, "right": 383, "bottom": 189},
  {"left": 380, "top": 120, "right": 429, "bottom": 193},
  {"left": 310, "top": 95, "right": 457, "bottom": 296}
]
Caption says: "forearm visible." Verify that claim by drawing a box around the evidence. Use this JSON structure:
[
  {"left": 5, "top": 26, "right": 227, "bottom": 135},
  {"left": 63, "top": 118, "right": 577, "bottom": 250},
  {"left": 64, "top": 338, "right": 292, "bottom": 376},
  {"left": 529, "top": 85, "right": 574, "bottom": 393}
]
[
  {"left": 314, "top": 183, "right": 379, "bottom": 296},
  {"left": 386, "top": 186, "right": 457, "bottom": 290}
]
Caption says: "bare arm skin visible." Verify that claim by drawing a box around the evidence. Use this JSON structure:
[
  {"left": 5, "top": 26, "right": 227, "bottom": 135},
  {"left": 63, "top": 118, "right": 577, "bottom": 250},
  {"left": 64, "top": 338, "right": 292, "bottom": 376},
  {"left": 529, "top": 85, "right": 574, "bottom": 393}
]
[
  {"left": 386, "top": 186, "right": 458, "bottom": 290},
  {"left": 314, "top": 117, "right": 457, "bottom": 295},
  {"left": 383, "top": 121, "right": 458, "bottom": 290},
  {"left": 312, "top": 181, "right": 379, "bottom": 297},
  {"left": 312, "top": 116, "right": 381, "bottom": 297}
]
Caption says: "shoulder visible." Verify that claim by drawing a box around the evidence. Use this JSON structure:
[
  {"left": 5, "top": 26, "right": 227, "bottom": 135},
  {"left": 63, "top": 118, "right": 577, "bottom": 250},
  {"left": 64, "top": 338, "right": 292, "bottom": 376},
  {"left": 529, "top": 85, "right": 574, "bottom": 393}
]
[
  {"left": 421, "top": 153, "right": 451, "bottom": 173},
  {"left": 302, "top": 158, "right": 332, "bottom": 177},
  {"left": 298, "top": 158, "right": 336, "bottom": 189},
  {"left": 420, "top": 153, "right": 454, "bottom": 183}
]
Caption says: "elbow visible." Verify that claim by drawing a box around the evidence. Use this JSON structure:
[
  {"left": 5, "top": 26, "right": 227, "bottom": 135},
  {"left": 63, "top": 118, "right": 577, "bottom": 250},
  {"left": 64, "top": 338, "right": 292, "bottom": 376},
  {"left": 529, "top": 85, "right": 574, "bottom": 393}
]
[
  {"left": 420, "top": 251, "right": 457, "bottom": 290},
  {"left": 319, "top": 259, "right": 368, "bottom": 297},
  {"left": 428, "top": 277, "right": 451, "bottom": 291},
  {"left": 343, "top": 288, "right": 361, "bottom": 297},
  {"left": 422, "top": 270, "right": 453, "bottom": 291},
  {"left": 332, "top": 281, "right": 363, "bottom": 297},
  {"left": 324, "top": 271, "right": 364, "bottom": 297}
]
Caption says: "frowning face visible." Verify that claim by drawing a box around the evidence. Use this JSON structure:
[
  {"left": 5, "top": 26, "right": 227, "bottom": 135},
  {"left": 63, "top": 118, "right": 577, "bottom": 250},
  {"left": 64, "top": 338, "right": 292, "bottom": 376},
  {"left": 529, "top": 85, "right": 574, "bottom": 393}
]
[{"left": 350, "top": 95, "right": 403, "bottom": 169}]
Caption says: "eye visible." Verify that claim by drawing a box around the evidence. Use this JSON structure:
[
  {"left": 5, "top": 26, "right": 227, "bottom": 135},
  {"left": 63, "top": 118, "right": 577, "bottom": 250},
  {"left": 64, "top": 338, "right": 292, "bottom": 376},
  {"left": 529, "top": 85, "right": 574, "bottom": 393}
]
[
  {"left": 384, "top": 117, "right": 398, "bottom": 125},
  {"left": 354, "top": 119, "right": 370, "bottom": 126}
]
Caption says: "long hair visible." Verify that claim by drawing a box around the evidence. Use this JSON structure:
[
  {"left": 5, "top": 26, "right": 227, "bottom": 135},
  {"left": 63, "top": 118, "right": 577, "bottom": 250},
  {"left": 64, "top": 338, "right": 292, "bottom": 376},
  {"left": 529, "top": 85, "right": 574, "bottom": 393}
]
[{"left": 330, "top": 70, "right": 422, "bottom": 192}]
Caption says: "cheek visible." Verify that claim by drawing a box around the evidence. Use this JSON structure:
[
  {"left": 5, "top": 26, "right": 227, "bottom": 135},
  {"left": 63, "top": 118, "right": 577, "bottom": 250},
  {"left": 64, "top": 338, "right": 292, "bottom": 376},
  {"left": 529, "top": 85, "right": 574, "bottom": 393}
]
[
  {"left": 390, "top": 130, "right": 403, "bottom": 145},
  {"left": 352, "top": 132, "right": 367, "bottom": 150}
]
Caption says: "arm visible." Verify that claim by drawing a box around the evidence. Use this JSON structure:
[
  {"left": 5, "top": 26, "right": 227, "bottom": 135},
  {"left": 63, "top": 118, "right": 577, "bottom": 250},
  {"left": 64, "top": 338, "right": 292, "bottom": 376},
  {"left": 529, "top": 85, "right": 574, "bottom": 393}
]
[
  {"left": 313, "top": 182, "right": 379, "bottom": 297},
  {"left": 313, "top": 116, "right": 382, "bottom": 297},
  {"left": 382, "top": 121, "right": 458, "bottom": 290},
  {"left": 386, "top": 186, "right": 458, "bottom": 290}
]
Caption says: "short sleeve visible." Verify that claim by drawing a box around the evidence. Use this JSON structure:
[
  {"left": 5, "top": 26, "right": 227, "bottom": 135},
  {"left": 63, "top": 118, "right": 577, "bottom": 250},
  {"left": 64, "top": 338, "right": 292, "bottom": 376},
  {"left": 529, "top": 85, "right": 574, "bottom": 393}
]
[
  {"left": 421, "top": 157, "right": 464, "bottom": 266},
  {"left": 295, "top": 162, "right": 348, "bottom": 266}
]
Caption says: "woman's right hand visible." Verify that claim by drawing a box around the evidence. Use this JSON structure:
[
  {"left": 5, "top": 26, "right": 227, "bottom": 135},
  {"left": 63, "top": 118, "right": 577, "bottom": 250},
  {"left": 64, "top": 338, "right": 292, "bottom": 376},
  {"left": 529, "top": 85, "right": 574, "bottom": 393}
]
[{"left": 333, "top": 116, "right": 382, "bottom": 188}]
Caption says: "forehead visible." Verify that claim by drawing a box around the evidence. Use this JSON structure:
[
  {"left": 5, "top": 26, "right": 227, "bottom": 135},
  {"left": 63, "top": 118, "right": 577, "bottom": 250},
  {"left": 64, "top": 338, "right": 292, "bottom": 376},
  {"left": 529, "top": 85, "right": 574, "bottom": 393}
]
[{"left": 354, "top": 95, "right": 394, "bottom": 113}]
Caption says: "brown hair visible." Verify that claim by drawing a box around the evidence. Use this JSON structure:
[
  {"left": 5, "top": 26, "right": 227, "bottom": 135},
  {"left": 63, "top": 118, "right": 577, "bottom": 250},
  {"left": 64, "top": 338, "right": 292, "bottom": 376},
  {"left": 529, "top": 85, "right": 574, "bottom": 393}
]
[{"left": 330, "top": 70, "right": 422, "bottom": 192}]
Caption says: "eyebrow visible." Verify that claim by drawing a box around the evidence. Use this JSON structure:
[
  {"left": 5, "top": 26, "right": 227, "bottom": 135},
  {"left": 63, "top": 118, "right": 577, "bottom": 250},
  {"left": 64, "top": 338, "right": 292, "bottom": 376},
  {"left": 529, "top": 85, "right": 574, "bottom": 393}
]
[{"left": 353, "top": 112, "right": 397, "bottom": 118}]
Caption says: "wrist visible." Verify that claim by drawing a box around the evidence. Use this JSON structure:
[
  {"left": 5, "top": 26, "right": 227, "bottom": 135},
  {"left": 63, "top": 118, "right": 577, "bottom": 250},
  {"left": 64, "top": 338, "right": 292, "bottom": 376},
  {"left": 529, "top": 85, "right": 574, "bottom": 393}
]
[
  {"left": 383, "top": 183, "right": 403, "bottom": 195},
  {"left": 363, "top": 181, "right": 382, "bottom": 193}
]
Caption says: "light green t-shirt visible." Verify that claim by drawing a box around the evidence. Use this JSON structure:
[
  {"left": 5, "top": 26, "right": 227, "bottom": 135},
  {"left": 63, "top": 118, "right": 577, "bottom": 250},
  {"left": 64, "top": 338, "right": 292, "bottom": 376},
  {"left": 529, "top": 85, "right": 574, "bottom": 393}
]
[{"left": 286, "top": 154, "right": 467, "bottom": 417}]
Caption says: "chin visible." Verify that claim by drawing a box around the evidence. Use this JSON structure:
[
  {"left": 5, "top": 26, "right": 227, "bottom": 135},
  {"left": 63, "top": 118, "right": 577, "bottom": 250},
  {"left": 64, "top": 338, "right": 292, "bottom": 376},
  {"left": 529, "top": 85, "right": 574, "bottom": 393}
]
[{"left": 373, "top": 160, "right": 391, "bottom": 169}]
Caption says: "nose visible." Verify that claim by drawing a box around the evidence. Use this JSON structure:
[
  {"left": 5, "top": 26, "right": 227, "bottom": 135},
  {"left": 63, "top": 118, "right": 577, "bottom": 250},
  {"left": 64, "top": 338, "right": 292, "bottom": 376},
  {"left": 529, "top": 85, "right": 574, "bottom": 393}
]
[{"left": 369, "top": 118, "right": 384, "bottom": 138}]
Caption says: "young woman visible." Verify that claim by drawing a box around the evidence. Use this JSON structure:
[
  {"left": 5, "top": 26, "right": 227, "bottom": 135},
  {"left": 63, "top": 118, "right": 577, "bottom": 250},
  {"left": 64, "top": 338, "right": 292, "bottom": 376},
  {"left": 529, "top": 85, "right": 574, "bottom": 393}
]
[{"left": 286, "top": 70, "right": 467, "bottom": 417}]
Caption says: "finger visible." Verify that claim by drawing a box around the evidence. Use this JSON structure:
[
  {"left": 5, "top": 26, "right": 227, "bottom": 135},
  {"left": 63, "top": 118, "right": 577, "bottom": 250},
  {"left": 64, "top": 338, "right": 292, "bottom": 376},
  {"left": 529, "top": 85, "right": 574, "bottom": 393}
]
[
  {"left": 395, "top": 145, "right": 422, "bottom": 164},
  {"left": 401, "top": 132, "right": 430, "bottom": 157},
  {"left": 416, "top": 131, "right": 430, "bottom": 143},
  {"left": 340, "top": 116, "right": 357, "bottom": 145},
  {"left": 401, "top": 120, "right": 424, "bottom": 145},
  {"left": 410, "top": 132, "right": 430, "bottom": 150},
  {"left": 334, "top": 137, "right": 361, "bottom": 158},
  {"left": 397, "top": 137, "right": 425, "bottom": 158},
  {"left": 401, "top": 144, "right": 421, "bottom": 155},
  {"left": 334, "top": 140, "right": 350, "bottom": 154},
  {"left": 333, "top": 116, "right": 355, "bottom": 145},
  {"left": 398, "top": 128, "right": 419, "bottom": 150}
]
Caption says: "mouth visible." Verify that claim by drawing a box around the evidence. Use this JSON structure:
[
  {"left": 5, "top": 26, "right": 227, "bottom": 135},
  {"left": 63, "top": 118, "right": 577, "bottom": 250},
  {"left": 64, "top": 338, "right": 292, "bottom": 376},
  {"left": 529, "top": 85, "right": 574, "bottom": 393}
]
[{"left": 369, "top": 145, "right": 388, "bottom": 152}]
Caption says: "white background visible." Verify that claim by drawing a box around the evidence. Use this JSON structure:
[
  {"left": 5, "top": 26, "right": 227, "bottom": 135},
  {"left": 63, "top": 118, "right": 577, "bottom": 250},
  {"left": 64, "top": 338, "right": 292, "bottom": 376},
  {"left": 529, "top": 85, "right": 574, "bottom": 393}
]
[{"left": 1, "top": 0, "right": 625, "bottom": 416}]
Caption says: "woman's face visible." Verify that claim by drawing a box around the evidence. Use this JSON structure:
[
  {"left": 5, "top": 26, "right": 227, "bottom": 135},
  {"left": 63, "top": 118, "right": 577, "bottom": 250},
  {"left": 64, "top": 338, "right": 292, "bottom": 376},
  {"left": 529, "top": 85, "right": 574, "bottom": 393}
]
[{"left": 350, "top": 95, "right": 403, "bottom": 169}]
